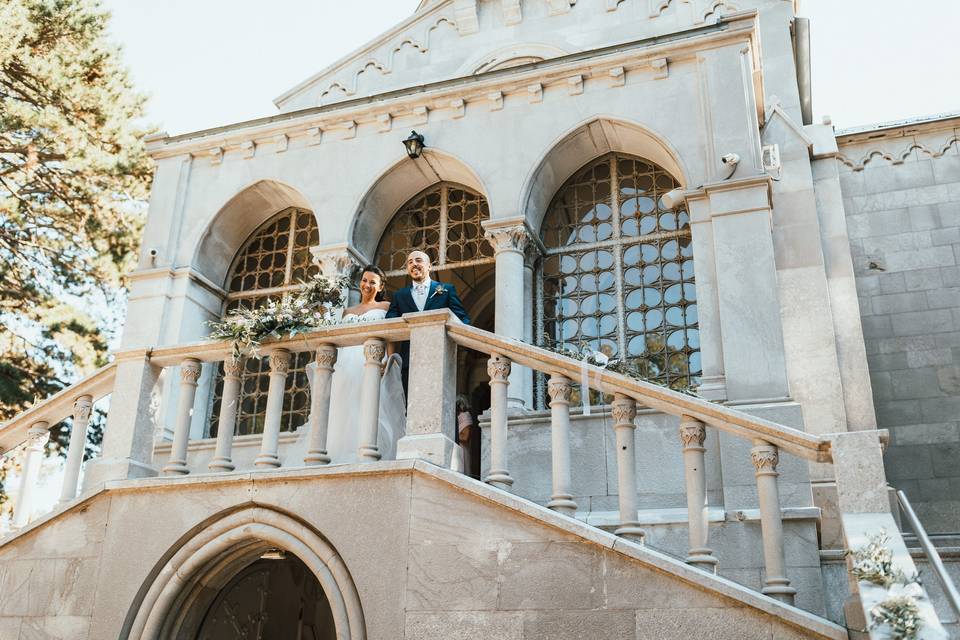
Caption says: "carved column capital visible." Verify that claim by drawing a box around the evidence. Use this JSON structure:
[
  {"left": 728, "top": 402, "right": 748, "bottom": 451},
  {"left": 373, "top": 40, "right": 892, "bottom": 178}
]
[
  {"left": 547, "top": 375, "right": 572, "bottom": 404},
  {"left": 316, "top": 344, "right": 338, "bottom": 370},
  {"left": 73, "top": 395, "right": 93, "bottom": 423},
  {"left": 222, "top": 356, "right": 243, "bottom": 378},
  {"left": 750, "top": 441, "right": 780, "bottom": 475},
  {"left": 679, "top": 416, "right": 706, "bottom": 450},
  {"left": 483, "top": 220, "right": 534, "bottom": 256},
  {"left": 310, "top": 244, "right": 365, "bottom": 281},
  {"left": 26, "top": 421, "right": 50, "bottom": 450},
  {"left": 180, "top": 359, "right": 202, "bottom": 385},
  {"left": 487, "top": 354, "right": 512, "bottom": 382},
  {"left": 363, "top": 340, "right": 385, "bottom": 364},
  {"left": 269, "top": 350, "right": 291, "bottom": 375},
  {"left": 611, "top": 394, "right": 637, "bottom": 426}
]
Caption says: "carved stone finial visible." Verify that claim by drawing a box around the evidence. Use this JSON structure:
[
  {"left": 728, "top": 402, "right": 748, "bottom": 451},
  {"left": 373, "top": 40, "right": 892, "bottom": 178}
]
[
  {"left": 269, "top": 351, "right": 291, "bottom": 375},
  {"left": 679, "top": 417, "right": 706, "bottom": 449},
  {"left": 750, "top": 442, "right": 779, "bottom": 474},
  {"left": 611, "top": 395, "right": 637, "bottom": 425},
  {"left": 363, "top": 340, "right": 385, "bottom": 364},
  {"left": 487, "top": 355, "right": 512, "bottom": 382},
  {"left": 547, "top": 376, "right": 572, "bottom": 404},
  {"left": 180, "top": 360, "right": 202, "bottom": 385}
]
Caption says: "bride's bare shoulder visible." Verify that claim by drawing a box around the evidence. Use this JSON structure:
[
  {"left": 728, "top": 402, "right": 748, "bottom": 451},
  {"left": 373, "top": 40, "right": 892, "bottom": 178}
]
[
  {"left": 342, "top": 304, "right": 360, "bottom": 316},
  {"left": 375, "top": 301, "right": 390, "bottom": 310}
]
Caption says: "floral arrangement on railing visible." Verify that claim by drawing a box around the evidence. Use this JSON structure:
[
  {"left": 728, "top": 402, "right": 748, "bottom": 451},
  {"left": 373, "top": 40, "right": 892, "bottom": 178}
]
[
  {"left": 846, "top": 530, "right": 926, "bottom": 640},
  {"left": 208, "top": 274, "right": 348, "bottom": 358}
]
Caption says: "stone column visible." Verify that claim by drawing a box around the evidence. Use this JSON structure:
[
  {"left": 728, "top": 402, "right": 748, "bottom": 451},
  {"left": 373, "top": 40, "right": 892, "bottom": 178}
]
[
  {"left": 679, "top": 416, "right": 717, "bottom": 571},
  {"left": 484, "top": 354, "right": 514, "bottom": 489},
  {"left": 304, "top": 345, "right": 337, "bottom": 465},
  {"left": 162, "top": 359, "right": 202, "bottom": 476},
  {"left": 685, "top": 194, "right": 726, "bottom": 401},
  {"left": 82, "top": 351, "right": 163, "bottom": 490},
  {"left": 13, "top": 421, "right": 49, "bottom": 529},
  {"left": 254, "top": 350, "right": 290, "bottom": 469},
  {"left": 547, "top": 374, "right": 576, "bottom": 515},
  {"left": 357, "top": 339, "right": 385, "bottom": 462},
  {"left": 396, "top": 310, "right": 458, "bottom": 466},
  {"left": 208, "top": 356, "right": 242, "bottom": 472},
  {"left": 751, "top": 440, "right": 796, "bottom": 604},
  {"left": 59, "top": 395, "right": 93, "bottom": 503},
  {"left": 483, "top": 218, "right": 534, "bottom": 411},
  {"left": 611, "top": 394, "right": 645, "bottom": 542}
]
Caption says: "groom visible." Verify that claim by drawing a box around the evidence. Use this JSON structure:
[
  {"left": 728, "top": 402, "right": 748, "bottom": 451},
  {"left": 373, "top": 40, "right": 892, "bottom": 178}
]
[{"left": 386, "top": 250, "right": 470, "bottom": 393}]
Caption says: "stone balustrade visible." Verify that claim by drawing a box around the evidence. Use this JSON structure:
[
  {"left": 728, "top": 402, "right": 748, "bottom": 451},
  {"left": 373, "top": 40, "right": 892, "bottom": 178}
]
[{"left": 3, "top": 310, "right": 944, "bottom": 637}]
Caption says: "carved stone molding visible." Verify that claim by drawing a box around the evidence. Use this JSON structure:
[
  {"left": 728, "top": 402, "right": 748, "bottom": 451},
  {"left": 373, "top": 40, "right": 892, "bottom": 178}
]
[
  {"left": 611, "top": 395, "right": 637, "bottom": 425},
  {"left": 488, "top": 355, "right": 512, "bottom": 382},
  {"left": 223, "top": 356, "right": 243, "bottom": 378},
  {"left": 180, "top": 360, "right": 202, "bottom": 385},
  {"left": 750, "top": 442, "right": 779, "bottom": 473},
  {"left": 547, "top": 376, "right": 573, "bottom": 404},
  {"left": 679, "top": 417, "right": 706, "bottom": 449},
  {"left": 838, "top": 135, "right": 959, "bottom": 171},
  {"left": 363, "top": 341, "right": 386, "bottom": 364},
  {"left": 269, "top": 351, "right": 291, "bottom": 375}
]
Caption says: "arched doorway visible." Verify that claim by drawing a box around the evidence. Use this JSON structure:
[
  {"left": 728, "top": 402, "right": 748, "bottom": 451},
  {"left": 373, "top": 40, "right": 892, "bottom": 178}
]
[
  {"left": 374, "top": 181, "right": 495, "bottom": 475},
  {"left": 534, "top": 151, "right": 700, "bottom": 405},
  {"left": 195, "top": 554, "right": 335, "bottom": 640}
]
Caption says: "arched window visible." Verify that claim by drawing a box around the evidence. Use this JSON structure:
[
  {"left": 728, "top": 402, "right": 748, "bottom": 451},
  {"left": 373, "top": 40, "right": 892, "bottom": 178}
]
[
  {"left": 536, "top": 152, "right": 700, "bottom": 391},
  {"left": 208, "top": 208, "right": 319, "bottom": 436},
  {"left": 375, "top": 182, "right": 494, "bottom": 278}
]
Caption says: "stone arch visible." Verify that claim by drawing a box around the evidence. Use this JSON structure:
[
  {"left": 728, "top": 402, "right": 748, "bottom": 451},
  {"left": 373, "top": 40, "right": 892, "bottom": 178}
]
[
  {"left": 349, "top": 148, "right": 489, "bottom": 261},
  {"left": 520, "top": 117, "right": 690, "bottom": 233},
  {"left": 192, "top": 180, "right": 316, "bottom": 288},
  {"left": 125, "top": 504, "right": 365, "bottom": 640}
]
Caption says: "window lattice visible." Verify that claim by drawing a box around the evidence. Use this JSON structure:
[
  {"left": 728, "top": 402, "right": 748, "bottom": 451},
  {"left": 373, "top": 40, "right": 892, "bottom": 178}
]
[
  {"left": 375, "top": 183, "right": 493, "bottom": 276},
  {"left": 209, "top": 208, "right": 319, "bottom": 437},
  {"left": 537, "top": 153, "right": 700, "bottom": 393}
]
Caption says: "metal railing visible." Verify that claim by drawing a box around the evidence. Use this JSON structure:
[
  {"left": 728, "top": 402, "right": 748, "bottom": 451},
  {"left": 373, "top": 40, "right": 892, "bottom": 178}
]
[{"left": 897, "top": 490, "right": 960, "bottom": 620}]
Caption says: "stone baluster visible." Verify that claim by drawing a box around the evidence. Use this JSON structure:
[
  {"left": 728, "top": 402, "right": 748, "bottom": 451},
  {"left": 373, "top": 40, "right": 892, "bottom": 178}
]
[
  {"left": 611, "top": 393, "right": 645, "bottom": 542},
  {"left": 357, "top": 339, "right": 385, "bottom": 462},
  {"left": 12, "top": 421, "right": 50, "bottom": 529},
  {"left": 162, "top": 359, "right": 202, "bottom": 475},
  {"left": 546, "top": 374, "right": 576, "bottom": 515},
  {"left": 751, "top": 439, "right": 796, "bottom": 604},
  {"left": 254, "top": 350, "right": 290, "bottom": 468},
  {"left": 305, "top": 345, "right": 337, "bottom": 465},
  {"left": 679, "top": 416, "right": 717, "bottom": 571},
  {"left": 484, "top": 354, "right": 513, "bottom": 489},
  {"left": 209, "top": 357, "right": 242, "bottom": 472},
  {"left": 59, "top": 395, "right": 93, "bottom": 503}
]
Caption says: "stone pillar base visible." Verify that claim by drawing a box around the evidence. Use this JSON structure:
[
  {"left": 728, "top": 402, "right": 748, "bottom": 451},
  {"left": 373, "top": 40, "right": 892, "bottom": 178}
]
[
  {"left": 82, "top": 457, "right": 158, "bottom": 493},
  {"left": 397, "top": 433, "right": 457, "bottom": 468}
]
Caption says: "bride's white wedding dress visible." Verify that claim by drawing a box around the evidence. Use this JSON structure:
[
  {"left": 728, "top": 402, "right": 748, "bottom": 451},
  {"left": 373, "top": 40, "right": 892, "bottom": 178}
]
[{"left": 308, "top": 308, "right": 406, "bottom": 464}]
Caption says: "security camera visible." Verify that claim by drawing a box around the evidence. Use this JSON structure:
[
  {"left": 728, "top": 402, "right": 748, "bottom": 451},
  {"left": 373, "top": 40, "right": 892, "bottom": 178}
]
[
  {"left": 661, "top": 187, "right": 685, "bottom": 210},
  {"left": 719, "top": 153, "right": 740, "bottom": 180}
]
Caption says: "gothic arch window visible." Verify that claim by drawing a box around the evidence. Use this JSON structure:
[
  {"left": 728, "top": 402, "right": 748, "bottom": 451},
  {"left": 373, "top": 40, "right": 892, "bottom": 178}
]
[
  {"left": 536, "top": 152, "right": 701, "bottom": 391},
  {"left": 208, "top": 208, "right": 319, "bottom": 436},
  {"left": 375, "top": 182, "right": 494, "bottom": 277}
]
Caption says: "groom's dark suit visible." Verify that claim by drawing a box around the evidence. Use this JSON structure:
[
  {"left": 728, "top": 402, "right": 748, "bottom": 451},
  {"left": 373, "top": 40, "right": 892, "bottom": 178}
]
[{"left": 385, "top": 280, "right": 470, "bottom": 392}]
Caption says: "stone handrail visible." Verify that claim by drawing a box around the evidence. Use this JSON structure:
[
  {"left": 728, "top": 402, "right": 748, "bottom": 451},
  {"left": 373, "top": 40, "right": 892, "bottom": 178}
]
[{"left": 445, "top": 323, "right": 836, "bottom": 463}]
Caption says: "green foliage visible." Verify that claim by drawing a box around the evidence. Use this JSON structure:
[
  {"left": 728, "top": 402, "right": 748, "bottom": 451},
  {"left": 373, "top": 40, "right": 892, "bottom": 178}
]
[{"left": 0, "top": 0, "right": 151, "bottom": 511}]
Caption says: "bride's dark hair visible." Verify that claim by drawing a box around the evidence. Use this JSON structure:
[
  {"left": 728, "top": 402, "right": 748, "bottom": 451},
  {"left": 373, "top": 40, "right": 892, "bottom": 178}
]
[{"left": 359, "top": 264, "right": 388, "bottom": 302}]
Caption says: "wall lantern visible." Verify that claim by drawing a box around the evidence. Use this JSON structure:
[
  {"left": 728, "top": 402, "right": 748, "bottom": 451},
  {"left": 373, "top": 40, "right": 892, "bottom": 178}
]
[{"left": 403, "top": 130, "right": 425, "bottom": 159}]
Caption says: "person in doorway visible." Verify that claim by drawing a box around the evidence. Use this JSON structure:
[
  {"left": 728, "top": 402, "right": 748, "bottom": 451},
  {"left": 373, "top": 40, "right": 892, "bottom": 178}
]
[{"left": 385, "top": 250, "right": 470, "bottom": 394}]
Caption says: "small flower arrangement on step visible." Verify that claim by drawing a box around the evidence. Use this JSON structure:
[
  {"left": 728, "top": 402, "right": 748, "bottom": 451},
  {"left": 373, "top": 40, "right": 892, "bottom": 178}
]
[
  {"left": 208, "top": 274, "right": 348, "bottom": 358},
  {"left": 846, "top": 530, "right": 925, "bottom": 640}
]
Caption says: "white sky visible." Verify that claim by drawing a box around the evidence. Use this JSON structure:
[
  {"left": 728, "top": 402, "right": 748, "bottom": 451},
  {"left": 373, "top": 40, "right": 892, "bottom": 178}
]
[{"left": 101, "top": 0, "right": 960, "bottom": 136}]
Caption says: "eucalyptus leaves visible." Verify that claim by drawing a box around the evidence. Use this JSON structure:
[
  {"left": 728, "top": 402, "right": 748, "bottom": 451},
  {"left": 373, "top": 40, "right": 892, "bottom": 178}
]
[
  {"left": 847, "top": 530, "right": 925, "bottom": 639},
  {"left": 208, "top": 274, "right": 348, "bottom": 359}
]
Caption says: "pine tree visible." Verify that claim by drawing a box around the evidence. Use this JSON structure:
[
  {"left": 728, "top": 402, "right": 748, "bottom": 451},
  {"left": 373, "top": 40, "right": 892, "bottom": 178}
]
[{"left": 0, "top": 0, "right": 151, "bottom": 513}]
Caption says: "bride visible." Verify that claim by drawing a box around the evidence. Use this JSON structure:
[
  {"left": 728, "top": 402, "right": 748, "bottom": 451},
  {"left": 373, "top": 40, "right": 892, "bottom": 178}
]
[{"left": 310, "top": 265, "right": 406, "bottom": 463}]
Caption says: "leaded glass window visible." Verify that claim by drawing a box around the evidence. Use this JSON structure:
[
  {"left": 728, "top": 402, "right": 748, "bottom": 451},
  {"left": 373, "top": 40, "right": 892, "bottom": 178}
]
[
  {"left": 375, "top": 183, "right": 494, "bottom": 277},
  {"left": 208, "top": 208, "right": 320, "bottom": 436},
  {"left": 536, "top": 153, "right": 700, "bottom": 394}
]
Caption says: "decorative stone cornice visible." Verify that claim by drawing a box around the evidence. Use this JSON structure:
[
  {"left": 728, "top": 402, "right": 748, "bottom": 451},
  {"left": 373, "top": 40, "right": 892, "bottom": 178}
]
[
  {"left": 146, "top": 13, "right": 762, "bottom": 161},
  {"left": 837, "top": 133, "right": 959, "bottom": 172}
]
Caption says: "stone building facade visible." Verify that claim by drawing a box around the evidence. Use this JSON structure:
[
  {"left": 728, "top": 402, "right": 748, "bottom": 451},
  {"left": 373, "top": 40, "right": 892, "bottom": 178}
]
[{"left": 0, "top": 1, "right": 957, "bottom": 638}]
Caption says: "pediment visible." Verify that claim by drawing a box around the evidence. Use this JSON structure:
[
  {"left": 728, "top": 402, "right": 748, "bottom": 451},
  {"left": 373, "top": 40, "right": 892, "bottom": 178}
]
[{"left": 274, "top": 0, "right": 747, "bottom": 113}]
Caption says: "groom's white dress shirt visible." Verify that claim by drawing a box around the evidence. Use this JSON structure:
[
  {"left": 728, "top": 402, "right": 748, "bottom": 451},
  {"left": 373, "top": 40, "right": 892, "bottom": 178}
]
[{"left": 412, "top": 278, "right": 432, "bottom": 311}]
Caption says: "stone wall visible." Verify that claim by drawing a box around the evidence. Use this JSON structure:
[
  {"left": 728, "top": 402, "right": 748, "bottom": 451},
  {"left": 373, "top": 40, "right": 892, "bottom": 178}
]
[
  {"left": 0, "top": 462, "right": 841, "bottom": 639},
  {"left": 838, "top": 119, "right": 960, "bottom": 533}
]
